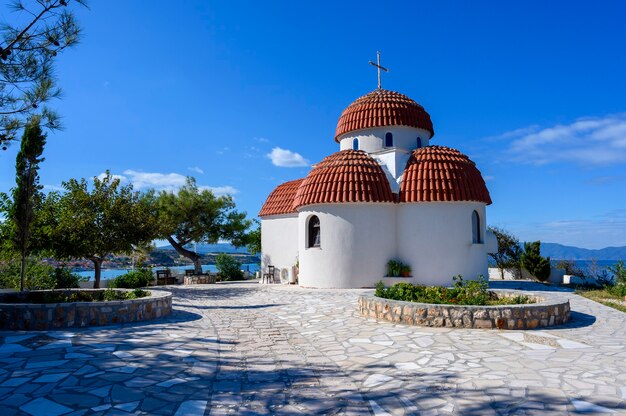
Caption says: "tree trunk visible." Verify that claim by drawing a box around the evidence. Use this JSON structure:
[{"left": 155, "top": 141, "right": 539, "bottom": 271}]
[
  {"left": 90, "top": 257, "right": 103, "bottom": 289},
  {"left": 193, "top": 257, "right": 203, "bottom": 275},
  {"left": 166, "top": 236, "right": 202, "bottom": 274},
  {"left": 20, "top": 250, "right": 26, "bottom": 291}
]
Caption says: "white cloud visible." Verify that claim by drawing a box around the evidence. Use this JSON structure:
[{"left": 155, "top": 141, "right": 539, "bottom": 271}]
[
  {"left": 121, "top": 170, "right": 186, "bottom": 190},
  {"left": 199, "top": 185, "right": 238, "bottom": 196},
  {"left": 97, "top": 170, "right": 237, "bottom": 195},
  {"left": 188, "top": 166, "right": 204, "bottom": 175},
  {"left": 255, "top": 137, "right": 270, "bottom": 143},
  {"left": 501, "top": 113, "right": 626, "bottom": 166},
  {"left": 267, "top": 147, "right": 310, "bottom": 167}
]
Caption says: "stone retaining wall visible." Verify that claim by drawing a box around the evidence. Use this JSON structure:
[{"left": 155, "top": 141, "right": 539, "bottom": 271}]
[
  {"left": 0, "top": 289, "right": 172, "bottom": 331},
  {"left": 183, "top": 275, "right": 216, "bottom": 285},
  {"left": 358, "top": 291, "right": 570, "bottom": 330}
]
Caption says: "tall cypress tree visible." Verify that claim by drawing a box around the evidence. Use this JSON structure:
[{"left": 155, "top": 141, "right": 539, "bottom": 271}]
[{"left": 11, "top": 118, "right": 46, "bottom": 291}]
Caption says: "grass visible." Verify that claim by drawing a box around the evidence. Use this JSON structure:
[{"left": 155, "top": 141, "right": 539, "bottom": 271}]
[{"left": 578, "top": 289, "right": 626, "bottom": 313}]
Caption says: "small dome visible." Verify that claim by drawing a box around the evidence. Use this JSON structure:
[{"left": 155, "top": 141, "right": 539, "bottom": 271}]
[
  {"left": 293, "top": 150, "right": 395, "bottom": 209},
  {"left": 335, "top": 89, "right": 434, "bottom": 142},
  {"left": 400, "top": 146, "right": 492, "bottom": 204},
  {"left": 259, "top": 178, "right": 304, "bottom": 217}
]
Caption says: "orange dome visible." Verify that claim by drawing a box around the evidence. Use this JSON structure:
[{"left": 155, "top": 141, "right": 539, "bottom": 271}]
[
  {"left": 293, "top": 150, "right": 395, "bottom": 209},
  {"left": 400, "top": 146, "right": 491, "bottom": 204},
  {"left": 259, "top": 178, "right": 304, "bottom": 217},
  {"left": 334, "top": 89, "right": 434, "bottom": 142}
]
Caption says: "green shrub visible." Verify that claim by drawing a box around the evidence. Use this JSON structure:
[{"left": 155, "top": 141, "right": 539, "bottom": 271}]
[
  {"left": 608, "top": 260, "right": 626, "bottom": 285},
  {"left": 607, "top": 283, "right": 626, "bottom": 297},
  {"left": 52, "top": 267, "right": 84, "bottom": 289},
  {"left": 110, "top": 268, "right": 153, "bottom": 288},
  {"left": 103, "top": 288, "right": 150, "bottom": 301},
  {"left": 0, "top": 258, "right": 56, "bottom": 290},
  {"left": 215, "top": 254, "right": 243, "bottom": 281},
  {"left": 2, "top": 288, "right": 150, "bottom": 303},
  {"left": 374, "top": 276, "right": 533, "bottom": 306}
]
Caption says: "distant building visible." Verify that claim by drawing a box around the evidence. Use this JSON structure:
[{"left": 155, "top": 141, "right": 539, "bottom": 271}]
[{"left": 260, "top": 88, "right": 497, "bottom": 288}]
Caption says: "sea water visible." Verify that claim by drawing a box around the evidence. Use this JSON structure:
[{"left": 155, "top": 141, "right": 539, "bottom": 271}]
[{"left": 75, "top": 263, "right": 261, "bottom": 281}]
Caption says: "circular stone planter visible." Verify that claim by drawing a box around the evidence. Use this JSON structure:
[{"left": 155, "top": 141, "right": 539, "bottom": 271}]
[
  {"left": 0, "top": 289, "right": 172, "bottom": 331},
  {"left": 358, "top": 290, "right": 570, "bottom": 330}
]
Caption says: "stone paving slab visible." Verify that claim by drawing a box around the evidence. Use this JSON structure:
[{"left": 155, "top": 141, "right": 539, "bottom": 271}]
[{"left": 0, "top": 281, "right": 625, "bottom": 415}]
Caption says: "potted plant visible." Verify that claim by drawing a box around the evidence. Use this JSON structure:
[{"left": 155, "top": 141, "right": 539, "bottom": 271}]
[{"left": 400, "top": 264, "right": 412, "bottom": 277}]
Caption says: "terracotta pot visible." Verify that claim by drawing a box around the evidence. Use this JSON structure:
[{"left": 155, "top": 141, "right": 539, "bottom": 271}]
[{"left": 401, "top": 271, "right": 411, "bottom": 277}]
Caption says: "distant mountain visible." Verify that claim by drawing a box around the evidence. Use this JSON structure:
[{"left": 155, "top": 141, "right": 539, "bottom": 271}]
[
  {"left": 541, "top": 243, "right": 626, "bottom": 260},
  {"left": 156, "top": 242, "right": 250, "bottom": 255}
]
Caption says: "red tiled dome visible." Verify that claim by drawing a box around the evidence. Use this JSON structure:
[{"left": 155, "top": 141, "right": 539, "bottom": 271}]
[
  {"left": 400, "top": 146, "right": 492, "bottom": 204},
  {"left": 335, "top": 89, "right": 434, "bottom": 142},
  {"left": 293, "top": 150, "right": 395, "bottom": 209},
  {"left": 259, "top": 179, "right": 304, "bottom": 217}
]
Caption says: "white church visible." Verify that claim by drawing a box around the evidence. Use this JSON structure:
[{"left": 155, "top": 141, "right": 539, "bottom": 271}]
[{"left": 259, "top": 65, "right": 497, "bottom": 288}]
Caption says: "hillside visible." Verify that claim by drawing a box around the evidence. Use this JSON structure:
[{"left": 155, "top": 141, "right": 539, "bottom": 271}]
[
  {"left": 541, "top": 243, "right": 626, "bottom": 260},
  {"left": 156, "top": 242, "right": 250, "bottom": 255}
]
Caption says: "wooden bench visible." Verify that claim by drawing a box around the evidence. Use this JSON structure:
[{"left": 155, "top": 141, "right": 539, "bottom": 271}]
[{"left": 156, "top": 270, "right": 177, "bottom": 285}]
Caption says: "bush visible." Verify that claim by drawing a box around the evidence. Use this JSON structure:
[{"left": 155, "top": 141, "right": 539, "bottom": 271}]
[
  {"left": 52, "top": 267, "right": 84, "bottom": 289},
  {"left": 0, "top": 258, "right": 56, "bottom": 290},
  {"left": 3, "top": 288, "right": 151, "bottom": 304},
  {"left": 521, "top": 241, "right": 551, "bottom": 282},
  {"left": 110, "top": 268, "right": 153, "bottom": 288},
  {"left": 608, "top": 260, "right": 626, "bottom": 285},
  {"left": 374, "top": 276, "right": 532, "bottom": 306},
  {"left": 215, "top": 254, "right": 243, "bottom": 281},
  {"left": 103, "top": 288, "right": 150, "bottom": 301}
]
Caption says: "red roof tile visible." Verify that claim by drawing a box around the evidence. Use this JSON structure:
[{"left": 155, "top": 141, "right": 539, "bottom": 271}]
[
  {"left": 293, "top": 150, "right": 395, "bottom": 209},
  {"left": 335, "top": 89, "right": 434, "bottom": 142},
  {"left": 400, "top": 146, "right": 492, "bottom": 204},
  {"left": 259, "top": 178, "right": 304, "bottom": 217}
]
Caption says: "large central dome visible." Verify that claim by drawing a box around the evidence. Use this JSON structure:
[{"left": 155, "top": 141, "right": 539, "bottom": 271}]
[{"left": 334, "top": 89, "right": 434, "bottom": 142}]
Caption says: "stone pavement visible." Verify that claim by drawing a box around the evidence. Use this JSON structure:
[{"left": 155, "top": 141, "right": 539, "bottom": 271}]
[{"left": 0, "top": 281, "right": 625, "bottom": 415}]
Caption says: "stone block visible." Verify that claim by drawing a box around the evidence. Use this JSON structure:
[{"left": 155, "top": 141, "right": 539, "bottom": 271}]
[
  {"left": 495, "top": 318, "right": 506, "bottom": 330},
  {"left": 474, "top": 319, "right": 493, "bottom": 329}
]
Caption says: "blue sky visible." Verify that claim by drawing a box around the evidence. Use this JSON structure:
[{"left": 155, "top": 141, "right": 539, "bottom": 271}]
[{"left": 1, "top": 1, "right": 626, "bottom": 249}]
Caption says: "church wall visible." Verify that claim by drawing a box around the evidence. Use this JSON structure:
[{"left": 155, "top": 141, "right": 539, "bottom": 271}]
[
  {"left": 396, "top": 202, "right": 489, "bottom": 286},
  {"left": 338, "top": 125, "right": 432, "bottom": 153},
  {"left": 297, "top": 203, "right": 396, "bottom": 289},
  {"left": 261, "top": 214, "right": 299, "bottom": 279}
]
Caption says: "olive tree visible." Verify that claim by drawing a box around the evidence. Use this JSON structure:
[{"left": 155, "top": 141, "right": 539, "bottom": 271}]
[
  {"left": 487, "top": 226, "right": 522, "bottom": 279},
  {"left": 156, "top": 178, "right": 251, "bottom": 274},
  {"left": 45, "top": 172, "right": 158, "bottom": 288}
]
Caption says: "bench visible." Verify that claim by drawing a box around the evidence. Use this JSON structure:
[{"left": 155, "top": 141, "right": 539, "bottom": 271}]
[{"left": 156, "top": 270, "right": 177, "bottom": 285}]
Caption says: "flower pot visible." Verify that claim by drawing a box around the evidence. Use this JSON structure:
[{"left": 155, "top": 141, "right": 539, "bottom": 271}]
[{"left": 401, "top": 271, "right": 411, "bottom": 277}]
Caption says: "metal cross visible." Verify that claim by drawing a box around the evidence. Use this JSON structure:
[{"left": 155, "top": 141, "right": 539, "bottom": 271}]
[{"left": 369, "top": 51, "right": 388, "bottom": 89}]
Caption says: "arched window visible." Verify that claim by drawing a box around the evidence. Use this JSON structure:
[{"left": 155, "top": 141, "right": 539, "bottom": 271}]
[
  {"left": 308, "top": 215, "right": 321, "bottom": 248},
  {"left": 416, "top": 137, "right": 422, "bottom": 148},
  {"left": 472, "top": 210, "right": 482, "bottom": 244},
  {"left": 352, "top": 138, "right": 359, "bottom": 150},
  {"left": 385, "top": 132, "right": 393, "bottom": 147}
]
